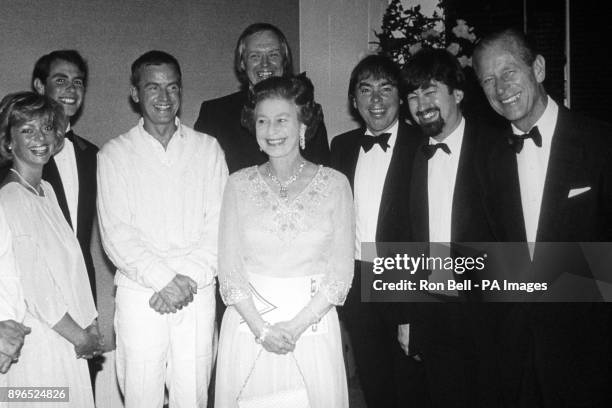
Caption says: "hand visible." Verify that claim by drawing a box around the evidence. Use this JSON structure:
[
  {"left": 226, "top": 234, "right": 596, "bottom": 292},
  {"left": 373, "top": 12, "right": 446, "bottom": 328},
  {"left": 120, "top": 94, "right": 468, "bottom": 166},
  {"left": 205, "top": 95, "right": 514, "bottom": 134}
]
[
  {"left": 398, "top": 324, "right": 410, "bottom": 356},
  {"left": 157, "top": 274, "right": 198, "bottom": 312},
  {"left": 0, "top": 320, "right": 31, "bottom": 359},
  {"left": 74, "top": 322, "right": 104, "bottom": 359},
  {"left": 0, "top": 352, "right": 14, "bottom": 374},
  {"left": 261, "top": 324, "right": 295, "bottom": 355},
  {"left": 149, "top": 292, "right": 175, "bottom": 314}
]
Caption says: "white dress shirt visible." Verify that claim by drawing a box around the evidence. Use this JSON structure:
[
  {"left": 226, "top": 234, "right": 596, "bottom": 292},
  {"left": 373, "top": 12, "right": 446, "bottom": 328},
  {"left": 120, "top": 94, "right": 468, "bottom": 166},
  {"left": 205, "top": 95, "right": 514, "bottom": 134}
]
[
  {"left": 97, "top": 118, "right": 229, "bottom": 292},
  {"left": 354, "top": 120, "right": 399, "bottom": 260},
  {"left": 512, "top": 96, "right": 558, "bottom": 245},
  {"left": 54, "top": 124, "right": 79, "bottom": 232},
  {"left": 428, "top": 117, "right": 465, "bottom": 243},
  {"left": 427, "top": 118, "right": 465, "bottom": 294}
]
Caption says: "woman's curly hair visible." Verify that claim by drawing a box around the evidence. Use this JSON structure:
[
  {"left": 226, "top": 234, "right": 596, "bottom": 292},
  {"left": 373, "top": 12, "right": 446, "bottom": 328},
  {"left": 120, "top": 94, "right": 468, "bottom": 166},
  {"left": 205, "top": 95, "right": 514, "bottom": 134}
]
[{"left": 242, "top": 73, "right": 324, "bottom": 144}]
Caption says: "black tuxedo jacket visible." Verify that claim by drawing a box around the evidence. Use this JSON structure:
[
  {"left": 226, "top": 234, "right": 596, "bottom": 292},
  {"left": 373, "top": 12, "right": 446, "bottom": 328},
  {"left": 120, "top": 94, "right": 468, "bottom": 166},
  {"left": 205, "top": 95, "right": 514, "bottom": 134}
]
[
  {"left": 476, "top": 104, "right": 612, "bottom": 405},
  {"left": 398, "top": 119, "right": 498, "bottom": 340},
  {"left": 330, "top": 120, "right": 423, "bottom": 243},
  {"left": 194, "top": 90, "right": 330, "bottom": 173},
  {"left": 479, "top": 105, "right": 612, "bottom": 243},
  {"left": 43, "top": 132, "right": 98, "bottom": 303}
]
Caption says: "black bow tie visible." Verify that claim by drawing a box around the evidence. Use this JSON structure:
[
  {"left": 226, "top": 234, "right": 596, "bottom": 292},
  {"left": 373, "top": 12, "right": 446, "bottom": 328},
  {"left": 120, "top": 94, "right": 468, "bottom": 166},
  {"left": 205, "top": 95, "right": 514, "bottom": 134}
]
[
  {"left": 508, "top": 126, "right": 542, "bottom": 153},
  {"left": 422, "top": 142, "right": 451, "bottom": 159},
  {"left": 64, "top": 129, "right": 74, "bottom": 143},
  {"left": 361, "top": 133, "right": 391, "bottom": 152}
]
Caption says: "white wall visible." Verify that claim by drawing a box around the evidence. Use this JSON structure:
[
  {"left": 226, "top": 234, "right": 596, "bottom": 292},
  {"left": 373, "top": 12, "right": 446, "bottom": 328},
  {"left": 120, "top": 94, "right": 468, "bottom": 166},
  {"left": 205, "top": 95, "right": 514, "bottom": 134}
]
[
  {"left": 299, "top": 0, "right": 388, "bottom": 138},
  {"left": 299, "top": 0, "right": 439, "bottom": 139}
]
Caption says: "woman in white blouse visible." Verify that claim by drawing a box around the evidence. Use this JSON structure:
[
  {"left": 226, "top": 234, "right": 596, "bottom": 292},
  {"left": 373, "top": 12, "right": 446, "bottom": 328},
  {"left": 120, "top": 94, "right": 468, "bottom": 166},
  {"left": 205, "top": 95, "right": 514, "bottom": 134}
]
[
  {"left": 215, "top": 74, "right": 355, "bottom": 408},
  {"left": 0, "top": 92, "right": 102, "bottom": 407}
]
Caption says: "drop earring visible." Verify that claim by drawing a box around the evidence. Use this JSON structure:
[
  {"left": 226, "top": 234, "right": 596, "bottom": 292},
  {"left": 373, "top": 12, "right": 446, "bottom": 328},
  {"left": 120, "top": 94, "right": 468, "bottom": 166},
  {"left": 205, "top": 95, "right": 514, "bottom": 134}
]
[{"left": 299, "top": 132, "right": 305, "bottom": 150}]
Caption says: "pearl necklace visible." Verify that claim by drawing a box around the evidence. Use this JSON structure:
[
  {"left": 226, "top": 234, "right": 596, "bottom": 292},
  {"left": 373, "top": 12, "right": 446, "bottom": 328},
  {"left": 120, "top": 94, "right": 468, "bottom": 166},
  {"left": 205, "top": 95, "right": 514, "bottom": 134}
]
[
  {"left": 266, "top": 160, "right": 306, "bottom": 199},
  {"left": 9, "top": 168, "right": 42, "bottom": 196}
]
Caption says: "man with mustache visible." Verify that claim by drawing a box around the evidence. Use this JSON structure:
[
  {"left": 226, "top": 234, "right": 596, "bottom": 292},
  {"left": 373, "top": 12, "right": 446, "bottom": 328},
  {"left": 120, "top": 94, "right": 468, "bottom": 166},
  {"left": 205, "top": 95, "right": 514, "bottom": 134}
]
[
  {"left": 331, "top": 54, "right": 426, "bottom": 408},
  {"left": 397, "top": 48, "right": 499, "bottom": 407}
]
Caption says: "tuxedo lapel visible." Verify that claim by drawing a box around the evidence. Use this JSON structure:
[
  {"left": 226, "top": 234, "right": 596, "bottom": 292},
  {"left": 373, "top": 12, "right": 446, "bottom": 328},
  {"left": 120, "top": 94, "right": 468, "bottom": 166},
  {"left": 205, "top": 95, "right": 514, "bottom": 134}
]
[
  {"left": 409, "top": 140, "right": 429, "bottom": 242},
  {"left": 451, "top": 121, "right": 475, "bottom": 241},
  {"left": 42, "top": 156, "right": 73, "bottom": 229},
  {"left": 377, "top": 122, "right": 423, "bottom": 241},
  {"left": 481, "top": 129, "right": 526, "bottom": 242},
  {"left": 343, "top": 130, "right": 363, "bottom": 192},
  {"left": 536, "top": 109, "right": 584, "bottom": 242},
  {"left": 73, "top": 134, "right": 97, "bottom": 242}
]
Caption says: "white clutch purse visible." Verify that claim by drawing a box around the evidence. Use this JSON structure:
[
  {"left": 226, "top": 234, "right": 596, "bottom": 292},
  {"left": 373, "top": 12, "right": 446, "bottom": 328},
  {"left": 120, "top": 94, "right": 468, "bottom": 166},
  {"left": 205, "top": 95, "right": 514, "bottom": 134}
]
[
  {"left": 237, "top": 349, "right": 311, "bottom": 408},
  {"left": 237, "top": 387, "right": 310, "bottom": 408}
]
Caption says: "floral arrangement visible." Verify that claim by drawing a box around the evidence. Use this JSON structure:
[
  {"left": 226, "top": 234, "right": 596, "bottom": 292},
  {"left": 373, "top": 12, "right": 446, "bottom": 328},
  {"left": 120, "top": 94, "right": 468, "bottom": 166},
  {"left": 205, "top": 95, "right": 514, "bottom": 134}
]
[{"left": 374, "top": 0, "right": 478, "bottom": 68}]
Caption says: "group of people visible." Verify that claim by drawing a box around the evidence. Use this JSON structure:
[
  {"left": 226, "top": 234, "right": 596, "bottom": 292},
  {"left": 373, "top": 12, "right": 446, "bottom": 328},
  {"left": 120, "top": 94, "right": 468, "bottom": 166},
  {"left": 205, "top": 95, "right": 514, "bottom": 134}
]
[{"left": 0, "top": 21, "right": 610, "bottom": 408}]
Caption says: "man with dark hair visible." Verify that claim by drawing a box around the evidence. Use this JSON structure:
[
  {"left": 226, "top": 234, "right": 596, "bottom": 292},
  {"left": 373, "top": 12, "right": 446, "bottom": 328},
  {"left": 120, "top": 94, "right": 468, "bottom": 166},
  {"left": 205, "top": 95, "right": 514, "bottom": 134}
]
[
  {"left": 97, "top": 50, "right": 227, "bottom": 407},
  {"left": 474, "top": 28, "right": 612, "bottom": 407},
  {"left": 331, "top": 54, "right": 425, "bottom": 408},
  {"left": 30, "top": 50, "right": 97, "bottom": 299},
  {"left": 194, "top": 22, "right": 330, "bottom": 174},
  {"left": 399, "top": 48, "right": 499, "bottom": 407},
  {"left": 31, "top": 49, "right": 102, "bottom": 386}
]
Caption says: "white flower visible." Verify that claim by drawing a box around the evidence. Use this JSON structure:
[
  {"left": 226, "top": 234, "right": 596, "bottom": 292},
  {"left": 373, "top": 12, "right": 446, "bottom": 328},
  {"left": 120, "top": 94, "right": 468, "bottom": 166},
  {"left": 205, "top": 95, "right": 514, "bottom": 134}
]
[
  {"left": 457, "top": 55, "right": 472, "bottom": 67},
  {"left": 452, "top": 19, "right": 477, "bottom": 42},
  {"left": 392, "top": 29, "right": 406, "bottom": 39},
  {"left": 422, "top": 28, "right": 441, "bottom": 39},
  {"left": 446, "top": 42, "right": 461, "bottom": 56},
  {"left": 409, "top": 42, "right": 423, "bottom": 55}
]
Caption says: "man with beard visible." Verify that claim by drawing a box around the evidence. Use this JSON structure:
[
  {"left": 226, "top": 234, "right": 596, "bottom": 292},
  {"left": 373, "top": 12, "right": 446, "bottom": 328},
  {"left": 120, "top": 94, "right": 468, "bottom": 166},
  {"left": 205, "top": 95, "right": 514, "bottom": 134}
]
[
  {"left": 194, "top": 22, "right": 330, "bottom": 173},
  {"left": 397, "top": 48, "right": 499, "bottom": 407},
  {"left": 331, "top": 54, "right": 426, "bottom": 408}
]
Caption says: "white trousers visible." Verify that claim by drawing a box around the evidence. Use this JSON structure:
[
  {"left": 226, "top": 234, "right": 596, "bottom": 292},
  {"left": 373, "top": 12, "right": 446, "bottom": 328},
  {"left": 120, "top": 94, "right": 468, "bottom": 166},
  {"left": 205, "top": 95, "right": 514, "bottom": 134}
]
[{"left": 115, "top": 284, "right": 215, "bottom": 408}]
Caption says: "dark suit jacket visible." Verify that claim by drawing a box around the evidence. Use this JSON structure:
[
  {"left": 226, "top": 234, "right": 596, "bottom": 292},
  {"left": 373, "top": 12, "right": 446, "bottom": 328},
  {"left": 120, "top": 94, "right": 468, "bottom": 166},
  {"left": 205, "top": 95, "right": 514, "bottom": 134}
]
[
  {"left": 194, "top": 90, "right": 330, "bottom": 173},
  {"left": 398, "top": 119, "right": 498, "bottom": 336},
  {"left": 331, "top": 120, "right": 423, "bottom": 322},
  {"left": 330, "top": 120, "right": 423, "bottom": 243},
  {"left": 392, "top": 120, "right": 504, "bottom": 407},
  {"left": 476, "top": 104, "right": 612, "bottom": 405},
  {"left": 43, "top": 132, "right": 98, "bottom": 304}
]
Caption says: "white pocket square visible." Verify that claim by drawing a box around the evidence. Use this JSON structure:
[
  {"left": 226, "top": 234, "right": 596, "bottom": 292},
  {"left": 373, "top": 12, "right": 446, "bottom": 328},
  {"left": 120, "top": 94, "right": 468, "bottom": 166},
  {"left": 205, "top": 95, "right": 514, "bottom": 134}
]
[{"left": 568, "top": 186, "right": 591, "bottom": 198}]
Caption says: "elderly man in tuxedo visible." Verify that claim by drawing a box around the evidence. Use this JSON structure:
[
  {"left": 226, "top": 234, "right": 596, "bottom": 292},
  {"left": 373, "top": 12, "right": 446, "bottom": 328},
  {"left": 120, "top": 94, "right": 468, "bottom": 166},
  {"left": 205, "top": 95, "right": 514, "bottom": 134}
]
[
  {"left": 331, "top": 54, "right": 426, "bottom": 408},
  {"left": 194, "top": 22, "right": 330, "bottom": 173},
  {"left": 473, "top": 28, "right": 612, "bottom": 407}
]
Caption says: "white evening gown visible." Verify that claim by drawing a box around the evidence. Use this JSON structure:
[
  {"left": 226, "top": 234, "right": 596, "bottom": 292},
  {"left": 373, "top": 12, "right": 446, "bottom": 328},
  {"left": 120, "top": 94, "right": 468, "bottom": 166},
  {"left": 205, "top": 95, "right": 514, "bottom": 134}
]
[
  {"left": 215, "top": 166, "right": 354, "bottom": 408},
  {"left": 0, "top": 181, "right": 96, "bottom": 408}
]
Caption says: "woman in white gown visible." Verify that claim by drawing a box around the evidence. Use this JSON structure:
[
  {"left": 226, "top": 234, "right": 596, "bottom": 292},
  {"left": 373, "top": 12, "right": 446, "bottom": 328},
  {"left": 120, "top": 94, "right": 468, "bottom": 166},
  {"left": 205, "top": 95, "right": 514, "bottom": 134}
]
[
  {"left": 215, "top": 74, "right": 354, "bottom": 408},
  {"left": 0, "top": 92, "right": 103, "bottom": 407}
]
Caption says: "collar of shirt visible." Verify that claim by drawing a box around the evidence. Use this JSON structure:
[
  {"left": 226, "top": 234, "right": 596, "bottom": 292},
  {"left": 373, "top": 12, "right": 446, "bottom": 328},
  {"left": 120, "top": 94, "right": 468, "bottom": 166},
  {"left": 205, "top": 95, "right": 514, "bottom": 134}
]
[
  {"left": 511, "top": 95, "right": 558, "bottom": 151},
  {"left": 137, "top": 117, "right": 186, "bottom": 165},
  {"left": 364, "top": 119, "right": 399, "bottom": 153}
]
